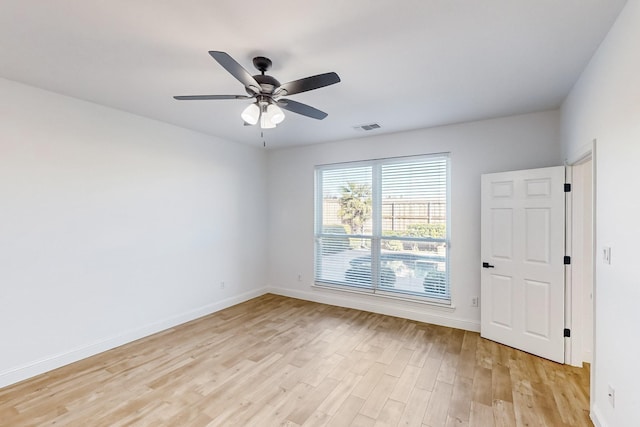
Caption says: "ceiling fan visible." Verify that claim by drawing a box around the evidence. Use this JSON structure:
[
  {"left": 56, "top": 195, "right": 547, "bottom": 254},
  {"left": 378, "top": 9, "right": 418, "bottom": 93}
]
[{"left": 174, "top": 51, "right": 341, "bottom": 129}]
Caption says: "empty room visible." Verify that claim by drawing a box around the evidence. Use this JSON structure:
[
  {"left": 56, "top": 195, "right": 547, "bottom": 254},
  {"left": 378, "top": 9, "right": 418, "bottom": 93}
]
[{"left": 1, "top": 1, "right": 638, "bottom": 426}]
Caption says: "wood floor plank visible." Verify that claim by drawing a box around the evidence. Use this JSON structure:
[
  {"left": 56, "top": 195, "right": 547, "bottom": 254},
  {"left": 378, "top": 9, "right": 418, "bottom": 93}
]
[
  {"left": 329, "top": 395, "right": 366, "bottom": 427},
  {"left": 492, "top": 398, "right": 516, "bottom": 427},
  {"left": 0, "top": 294, "right": 592, "bottom": 427},
  {"left": 397, "top": 387, "right": 432, "bottom": 427},
  {"left": 301, "top": 411, "right": 332, "bottom": 427},
  {"left": 469, "top": 401, "right": 494, "bottom": 427},
  {"left": 414, "top": 357, "right": 442, "bottom": 391},
  {"left": 351, "top": 362, "right": 387, "bottom": 400},
  {"left": 492, "top": 363, "right": 513, "bottom": 403},
  {"left": 445, "top": 415, "right": 469, "bottom": 427},
  {"left": 407, "top": 335, "right": 431, "bottom": 368},
  {"left": 471, "top": 366, "right": 493, "bottom": 407},
  {"left": 386, "top": 347, "right": 415, "bottom": 378},
  {"left": 423, "top": 380, "right": 454, "bottom": 427},
  {"left": 436, "top": 351, "right": 460, "bottom": 385},
  {"left": 447, "top": 374, "right": 473, "bottom": 424},
  {"left": 389, "top": 364, "right": 421, "bottom": 404},
  {"left": 373, "top": 398, "right": 405, "bottom": 427},
  {"left": 359, "top": 374, "right": 398, "bottom": 419},
  {"left": 314, "top": 371, "right": 362, "bottom": 417},
  {"left": 300, "top": 353, "right": 344, "bottom": 387},
  {"left": 287, "top": 377, "right": 340, "bottom": 425},
  {"left": 351, "top": 414, "right": 377, "bottom": 427}
]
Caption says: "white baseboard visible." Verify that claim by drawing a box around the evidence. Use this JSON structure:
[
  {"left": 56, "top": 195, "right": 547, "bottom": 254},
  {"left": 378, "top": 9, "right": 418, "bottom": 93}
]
[
  {"left": 0, "top": 287, "right": 268, "bottom": 389},
  {"left": 266, "top": 285, "right": 480, "bottom": 332},
  {"left": 590, "top": 404, "right": 608, "bottom": 427}
]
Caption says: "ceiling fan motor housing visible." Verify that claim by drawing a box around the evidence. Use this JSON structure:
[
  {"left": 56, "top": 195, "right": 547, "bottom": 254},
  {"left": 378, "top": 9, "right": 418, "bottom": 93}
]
[{"left": 250, "top": 74, "right": 281, "bottom": 95}]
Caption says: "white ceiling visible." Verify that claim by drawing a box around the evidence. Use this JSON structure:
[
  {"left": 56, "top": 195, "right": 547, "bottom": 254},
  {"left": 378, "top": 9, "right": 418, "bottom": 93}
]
[{"left": 0, "top": 1, "right": 627, "bottom": 149}]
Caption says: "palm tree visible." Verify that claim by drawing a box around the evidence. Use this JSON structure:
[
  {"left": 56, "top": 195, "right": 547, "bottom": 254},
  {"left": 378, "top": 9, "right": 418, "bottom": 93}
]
[{"left": 338, "top": 182, "right": 372, "bottom": 238}]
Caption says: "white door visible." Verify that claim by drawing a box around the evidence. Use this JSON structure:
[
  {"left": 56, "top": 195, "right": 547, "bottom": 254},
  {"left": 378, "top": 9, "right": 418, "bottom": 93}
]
[{"left": 481, "top": 166, "right": 566, "bottom": 363}]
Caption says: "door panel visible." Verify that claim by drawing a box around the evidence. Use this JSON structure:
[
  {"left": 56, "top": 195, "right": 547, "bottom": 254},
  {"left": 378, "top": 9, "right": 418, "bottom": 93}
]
[
  {"left": 525, "top": 178, "right": 552, "bottom": 197},
  {"left": 525, "top": 208, "right": 550, "bottom": 263},
  {"left": 491, "top": 209, "right": 513, "bottom": 258},
  {"left": 490, "top": 275, "right": 513, "bottom": 328},
  {"left": 481, "top": 166, "right": 565, "bottom": 363},
  {"left": 524, "top": 279, "right": 550, "bottom": 338},
  {"left": 491, "top": 181, "right": 514, "bottom": 198}
]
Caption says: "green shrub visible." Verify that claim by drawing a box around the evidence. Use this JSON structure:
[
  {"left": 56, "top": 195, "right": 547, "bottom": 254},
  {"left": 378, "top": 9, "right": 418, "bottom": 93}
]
[
  {"left": 406, "top": 223, "right": 446, "bottom": 239},
  {"left": 382, "top": 225, "right": 445, "bottom": 252}
]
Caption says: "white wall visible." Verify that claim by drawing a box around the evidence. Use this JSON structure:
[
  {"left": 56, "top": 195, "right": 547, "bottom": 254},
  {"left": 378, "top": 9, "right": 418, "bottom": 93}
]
[
  {"left": 0, "top": 78, "right": 268, "bottom": 387},
  {"left": 267, "top": 111, "right": 562, "bottom": 330},
  {"left": 561, "top": 0, "right": 640, "bottom": 425}
]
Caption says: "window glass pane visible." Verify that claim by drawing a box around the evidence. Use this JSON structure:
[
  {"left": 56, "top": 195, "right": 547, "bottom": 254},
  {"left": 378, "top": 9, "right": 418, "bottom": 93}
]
[
  {"left": 379, "top": 241, "right": 449, "bottom": 300},
  {"left": 320, "top": 166, "right": 372, "bottom": 236},
  {"left": 381, "top": 159, "right": 447, "bottom": 237},
  {"left": 378, "top": 157, "right": 448, "bottom": 299},
  {"left": 316, "top": 239, "right": 372, "bottom": 289}
]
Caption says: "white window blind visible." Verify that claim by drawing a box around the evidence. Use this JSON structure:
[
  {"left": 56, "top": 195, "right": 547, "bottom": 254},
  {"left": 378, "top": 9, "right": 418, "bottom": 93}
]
[{"left": 315, "top": 154, "right": 450, "bottom": 303}]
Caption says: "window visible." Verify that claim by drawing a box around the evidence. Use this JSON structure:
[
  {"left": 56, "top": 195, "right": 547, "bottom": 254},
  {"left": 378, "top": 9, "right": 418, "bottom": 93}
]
[{"left": 315, "top": 154, "right": 450, "bottom": 303}]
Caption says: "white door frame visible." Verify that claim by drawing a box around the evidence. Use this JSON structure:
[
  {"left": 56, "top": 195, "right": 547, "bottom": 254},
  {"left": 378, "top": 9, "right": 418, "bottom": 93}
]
[
  {"left": 565, "top": 139, "right": 597, "bottom": 411},
  {"left": 565, "top": 153, "right": 595, "bottom": 367}
]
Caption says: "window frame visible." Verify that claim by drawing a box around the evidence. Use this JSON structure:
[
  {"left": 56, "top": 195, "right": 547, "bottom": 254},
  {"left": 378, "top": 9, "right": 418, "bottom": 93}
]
[{"left": 314, "top": 153, "right": 451, "bottom": 305}]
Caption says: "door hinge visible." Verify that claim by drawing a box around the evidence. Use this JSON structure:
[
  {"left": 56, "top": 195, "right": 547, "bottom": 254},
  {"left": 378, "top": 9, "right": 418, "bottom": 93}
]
[
  {"left": 564, "top": 328, "right": 571, "bottom": 337},
  {"left": 564, "top": 183, "right": 572, "bottom": 192},
  {"left": 564, "top": 256, "right": 571, "bottom": 265}
]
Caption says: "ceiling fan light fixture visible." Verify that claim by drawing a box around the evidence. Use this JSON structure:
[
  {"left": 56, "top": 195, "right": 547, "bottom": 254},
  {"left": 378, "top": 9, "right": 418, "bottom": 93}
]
[
  {"left": 241, "top": 103, "right": 260, "bottom": 125},
  {"left": 260, "top": 113, "right": 277, "bottom": 129},
  {"left": 255, "top": 101, "right": 281, "bottom": 129},
  {"left": 265, "top": 103, "right": 285, "bottom": 125}
]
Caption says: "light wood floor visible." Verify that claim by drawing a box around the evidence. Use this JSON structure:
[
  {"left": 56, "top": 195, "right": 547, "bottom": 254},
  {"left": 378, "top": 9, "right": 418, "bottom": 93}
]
[{"left": 0, "top": 294, "right": 591, "bottom": 427}]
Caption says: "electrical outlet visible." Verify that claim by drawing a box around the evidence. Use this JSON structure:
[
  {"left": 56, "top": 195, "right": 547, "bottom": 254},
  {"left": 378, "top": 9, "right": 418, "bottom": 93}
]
[
  {"left": 608, "top": 385, "right": 615, "bottom": 408},
  {"left": 220, "top": 281, "right": 225, "bottom": 289},
  {"left": 297, "top": 274, "right": 302, "bottom": 282},
  {"left": 471, "top": 297, "right": 479, "bottom": 307},
  {"left": 603, "top": 247, "right": 611, "bottom": 264}
]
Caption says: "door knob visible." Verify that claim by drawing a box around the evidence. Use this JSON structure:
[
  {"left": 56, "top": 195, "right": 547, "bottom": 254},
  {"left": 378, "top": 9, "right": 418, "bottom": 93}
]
[{"left": 482, "top": 262, "right": 495, "bottom": 268}]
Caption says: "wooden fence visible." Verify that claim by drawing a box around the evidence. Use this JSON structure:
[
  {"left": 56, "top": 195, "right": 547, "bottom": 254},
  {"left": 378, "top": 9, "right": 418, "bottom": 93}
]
[{"left": 323, "top": 198, "right": 446, "bottom": 233}]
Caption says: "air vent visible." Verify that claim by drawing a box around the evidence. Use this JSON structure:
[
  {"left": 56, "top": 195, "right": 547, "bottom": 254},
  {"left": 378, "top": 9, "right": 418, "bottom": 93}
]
[{"left": 353, "top": 123, "right": 381, "bottom": 132}]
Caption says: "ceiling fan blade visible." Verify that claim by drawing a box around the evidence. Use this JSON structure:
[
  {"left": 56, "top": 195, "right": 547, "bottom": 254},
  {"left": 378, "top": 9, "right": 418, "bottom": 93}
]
[
  {"left": 209, "top": 51, "right": 261, "bottom": 94},
  {"left": 276, "top": 72, "right": 340, "bottom": 96},
  {"left": 277, "top": 99, "right": 328, "bottom": 120},
  {"left": 173, "top": 95, "right": 251, "bottom": 100}
]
